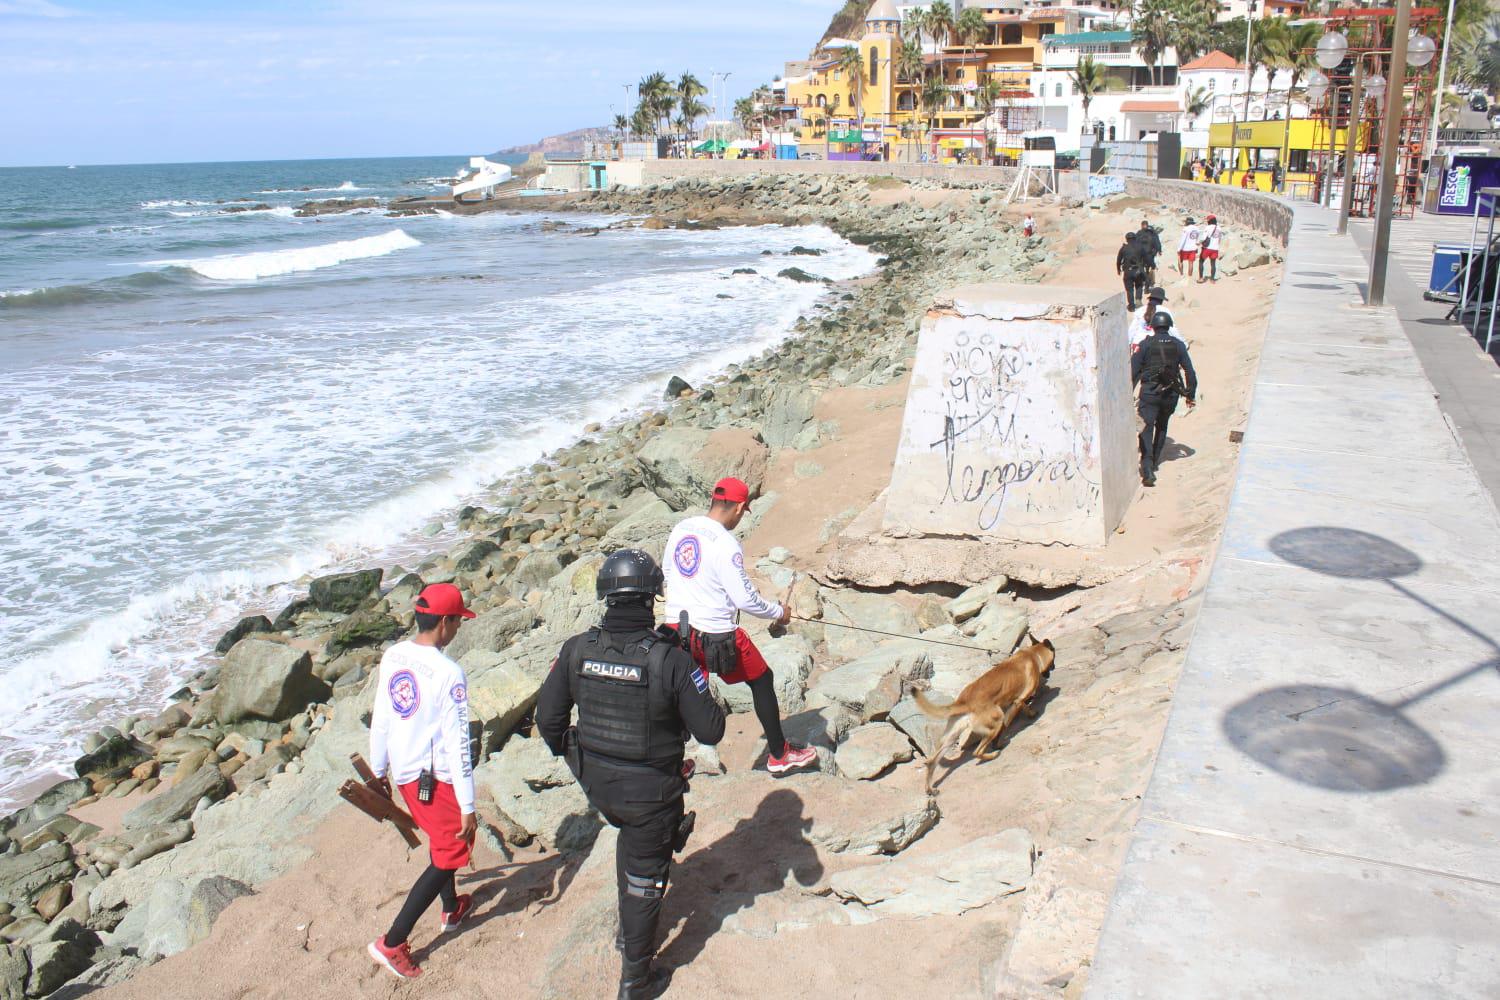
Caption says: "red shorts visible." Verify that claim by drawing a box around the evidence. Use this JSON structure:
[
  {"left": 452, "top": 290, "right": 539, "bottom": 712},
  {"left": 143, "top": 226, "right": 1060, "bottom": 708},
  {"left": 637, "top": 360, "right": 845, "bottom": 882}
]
[
  {"left": 1178, "top": 250, "right": 1198, "bottom": 262},
  {"left": 398, "top": 779, "right": 471, "bottom": 869},
  {"left": 1202, "top": 249, "right": 1220, "bottom": 260},
  {"left": 664, "top": 625, "right": 769, "bottom": 685}
]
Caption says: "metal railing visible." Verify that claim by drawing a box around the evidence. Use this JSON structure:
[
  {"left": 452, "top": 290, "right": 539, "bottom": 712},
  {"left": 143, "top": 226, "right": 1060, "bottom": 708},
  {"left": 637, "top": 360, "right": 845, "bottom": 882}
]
[{"left": 1454, "top": 186, "right": 1500, "bottom": 354}]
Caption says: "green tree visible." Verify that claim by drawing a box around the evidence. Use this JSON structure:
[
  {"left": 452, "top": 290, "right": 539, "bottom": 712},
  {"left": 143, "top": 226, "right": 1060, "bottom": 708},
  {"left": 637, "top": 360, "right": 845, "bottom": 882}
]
[
  {"left": 1244, "top": 18, "right": 1289, "bottom": 122},
  {"left": 631, "top": 105, "right": 656, "bottom": 138},
  {"left": 613, "top": 113, "right": 630, "bottom": 139},
  {"left": 1167, "top": 0, "right": 1216, "bottom": 67},
  {"left": 1070, "top": 55, "right": 1108, "bottom": 134},
  {"left": 978, "top": 76, "right": 1004, "bottom": 160},
  {"left": 957, "top": 6, "right": 988, "bottom": 97},
  {"left": 838, "top": 45, "right": 866, "bottom": 123},
  {"left": 1134, "top": 0, "right": 1174, "bottom": 87},
  {"left": 638, "top": 72, "right": 675, "bottom": 139},
  {"left": 921, "top": 75, "right": 951, "bottom": 145},
  {"left": 1184, "top": 84, "right": 1212, "bottom": 127},
  {"left": 676, "top": 72, "right": 708, "bottom": 141},
  {"left": 927, "top": 1, "right": 955, "bottom": 51},
  {"left": 897, "top": 38, "right": 927, "bottom": 160},
  {"left": 1456, "top": 14, "right": 1500, "bottom": 94}
]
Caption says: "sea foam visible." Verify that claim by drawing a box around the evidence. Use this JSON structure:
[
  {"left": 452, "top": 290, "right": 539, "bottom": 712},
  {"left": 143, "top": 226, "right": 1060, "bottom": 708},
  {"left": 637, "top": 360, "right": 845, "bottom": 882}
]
[{"left": 162, "top": 229, "right": 421, "bottom": 281}]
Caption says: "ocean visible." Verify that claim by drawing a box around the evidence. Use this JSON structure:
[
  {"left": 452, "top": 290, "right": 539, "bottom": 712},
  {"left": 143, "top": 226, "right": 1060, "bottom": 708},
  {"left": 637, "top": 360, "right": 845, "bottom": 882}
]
[{"left": 0, "top": 154, "right": 876, "bottom": 808}]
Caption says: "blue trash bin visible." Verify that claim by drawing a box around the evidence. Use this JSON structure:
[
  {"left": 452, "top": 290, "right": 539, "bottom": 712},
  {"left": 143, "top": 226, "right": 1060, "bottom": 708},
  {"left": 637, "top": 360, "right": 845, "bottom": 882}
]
[{"left": 1428, "top": 243, "right": 1470, "bottom": 302}]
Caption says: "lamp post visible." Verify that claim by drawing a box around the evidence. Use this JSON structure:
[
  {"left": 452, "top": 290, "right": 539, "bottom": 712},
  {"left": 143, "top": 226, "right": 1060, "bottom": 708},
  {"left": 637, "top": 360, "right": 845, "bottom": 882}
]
[
  {"left": 1314, "top": 31, "right": 1348, "bottom": 207},
  {"left": 1337, "top": 62, "right": 1366, "bottom": 235},
  {"left": 1427, "top": 0, "right": 1456, "bottom": 158},
  {"left": 1368, "top": 0, "right": 1417, "bottom": 307},
  {"left": 1227, "top": 1, "right": 1256, "bottom": 185}
]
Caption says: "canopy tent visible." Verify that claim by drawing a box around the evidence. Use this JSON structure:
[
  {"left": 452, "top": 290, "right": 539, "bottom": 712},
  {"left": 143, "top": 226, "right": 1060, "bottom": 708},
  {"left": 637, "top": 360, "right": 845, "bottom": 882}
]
[
  {"left": 752, "top": 142, "right": 772, "bottom": 153},
  {"left": 694, "top": 139, "right": 728, "bottom": 153},
  {"left": 827, "top": 129, "right": 867, "bottom": 144}
]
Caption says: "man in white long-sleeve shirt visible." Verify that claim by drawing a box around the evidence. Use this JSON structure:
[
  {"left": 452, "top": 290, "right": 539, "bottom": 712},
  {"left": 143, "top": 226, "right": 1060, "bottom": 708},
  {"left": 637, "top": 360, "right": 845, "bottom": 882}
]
[
  {"left": 367, "top": 583, "right": 477, "bottom": 980},
  {"left": 663, "top": 477, "right": 817, "bottom": 776}
]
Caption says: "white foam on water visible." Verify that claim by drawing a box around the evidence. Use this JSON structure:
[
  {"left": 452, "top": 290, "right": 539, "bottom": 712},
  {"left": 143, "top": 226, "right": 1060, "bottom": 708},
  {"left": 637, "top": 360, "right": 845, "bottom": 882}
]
[
  {"left": 155, "top": 229, "right": 421, "bottom": 281},
  {"left": 140, "top": 198, "right": 215, "bottom": 209},
  {"left": 254, "top": 181, "right": 362, "bottom": 194},
  {"left": 0, "top": 221, "right": 876, "bottom": 807}
]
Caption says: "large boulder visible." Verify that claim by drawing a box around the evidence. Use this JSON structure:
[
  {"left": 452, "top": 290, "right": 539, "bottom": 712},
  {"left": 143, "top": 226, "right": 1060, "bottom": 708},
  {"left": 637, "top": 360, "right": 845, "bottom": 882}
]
[
  {"left": 0, "top": 945, "right": 24, "bottom": 1000},
  {"left": 121, "top": 765, "right": 227, "bottom": 831},
  {"left": 323, "top": 609, "right": 401, "bottom": 656},
  {"left": 474, "top": 736, "right": 600, "bottom": 853},
  {"left": 185, "top": 876, "right": 253, "bottom": 946},
  {"left": 12, "top": 779, "right": 91, "bottom": 827},
  {"left": 535, "top": 555, "right": 605, "bottom": 637},
  {"left": 601, "top": 496, "right": 680, "bottom": 553},
  {"left": 813, "top": 797, "right": 939, "bottom": 857},
  {"left": 835, "top": 723, "right": 914, "bottom": 780},
  {"left": 460, "top": 652, "right": 546, "bottom": 757},
  {"left": 307, "top": 568, "right": 382, "bottom": 614},
  {"left": 829, "top": 828, "right": 1034, "bottom": 918},
  {"left": 72, "top": 733, "right": 152, "bottom": 780},
  {"left": 207, "top": 639, "right": 329, "bottom": 725},
  {"left": 25, "top": 938, "right": 92, "bottom": 997},
  {"left": 820, "top": 590, "right": 921, "bottom": 661},
  {"left": 756, "top": 383, "right": 818, "bottom": 449},
  {"left": 443, "top": 607, "right": 540, "bottom": 663},
  {"left": 0, "top": 843, "right": 73, "bottom": 908},
  {"left": 213, "top": 615, "right": 274, "bottom": 655},
  {"left": 806, "top": 644, "right": 933, "bottom": 723},
  {"left": 636, "top": 427, "right": 768, "bottom": 511}
]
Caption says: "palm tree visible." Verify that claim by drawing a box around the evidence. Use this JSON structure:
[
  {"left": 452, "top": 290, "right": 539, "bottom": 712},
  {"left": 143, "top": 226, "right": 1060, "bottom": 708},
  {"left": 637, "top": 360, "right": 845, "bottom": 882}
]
[
  {"left": 1184, "top": 84, "right": 1212, "bottom": 128},
  {"left": 922, "top": 76, "right": 951, "bottom": 151},
  {"left": 1134, "top": 0, "right": 1173, "bottom": 87},
  {"left": 1244, "top": 18, "right": 1289, "bottom": 122},
  {"left": 1456, "top": 14, "right": 1500, "bottom": 94},
  {"left": 1071, "top": 55, "right": 1108, "bottom": 134},
  {"left": 638, "top": 72, "right": 674, "bottom": 141},
  {"left": 957, "top": 6, "right": 987, "bottom": 119},
  {"left": 1167, "top": 0, "right": 1216, "bottom": 67},
  {"left": 897, "top": 38, "right": 926, "bottom": 161},
  {"left": 838, "top": 45, "right": 866, "bottom": 126},
  {"left": 613, "top": 113, "right": 630, "bottom": 140},
  {"left": 631, "top": 106, "right": 656, "bottom": 138},
  {"left": 927, "top": 2, "right": 955, "bottom": 52},
  {"left": 978, "top": 77, "right": 1004, "bottom": 162},
  {"left": 676, "top": 72, "right": 708, "bottom": 142}
]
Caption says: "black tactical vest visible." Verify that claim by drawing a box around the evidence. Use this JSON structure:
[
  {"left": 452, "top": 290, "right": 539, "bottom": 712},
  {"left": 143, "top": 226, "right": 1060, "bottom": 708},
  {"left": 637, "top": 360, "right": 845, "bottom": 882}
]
[
  {"left": 568, "top": 627, "right": 680, "bottom": 764},
  {"left": 1142, "top": 334, "right": 1184, "bottom": 396}
]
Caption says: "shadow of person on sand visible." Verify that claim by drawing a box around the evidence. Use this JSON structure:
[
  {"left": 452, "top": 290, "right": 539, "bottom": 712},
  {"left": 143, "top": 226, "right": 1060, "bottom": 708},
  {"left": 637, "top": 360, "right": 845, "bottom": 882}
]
[
  {"left": 930, "top": 684, "right": 1061, "bottom": 792},
  {"left": 653, "top": 788, "right": 823, "bottom": 971},
  {"left": 1159, "top": 438, "right": 1196, "bottom": 463},
  {"left": 420, "top": 847, "right": 589, "bottom": 959}
]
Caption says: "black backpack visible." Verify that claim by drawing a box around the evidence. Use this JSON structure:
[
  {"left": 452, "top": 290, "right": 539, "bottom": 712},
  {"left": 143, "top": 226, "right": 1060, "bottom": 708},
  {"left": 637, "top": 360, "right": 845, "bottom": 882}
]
[
  {"left": 1143, "top": 334, "right": 1184, "bottom": 395},
  {"left": 1124, "top": 243, "right": 1149, "bottom": 278}
]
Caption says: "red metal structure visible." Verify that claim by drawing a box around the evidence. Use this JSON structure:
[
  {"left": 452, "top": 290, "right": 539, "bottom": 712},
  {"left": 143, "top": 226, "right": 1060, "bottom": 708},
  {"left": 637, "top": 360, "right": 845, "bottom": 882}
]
[{"left": 1311, "top": 6, "right": 1443, "bottom": 218}]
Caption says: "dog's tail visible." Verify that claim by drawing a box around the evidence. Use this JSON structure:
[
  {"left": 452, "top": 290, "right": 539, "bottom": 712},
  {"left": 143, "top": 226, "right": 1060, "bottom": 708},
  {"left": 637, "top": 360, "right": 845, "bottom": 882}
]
[{"left": 912, "top": 687, "right": 968, "bottom": 720}]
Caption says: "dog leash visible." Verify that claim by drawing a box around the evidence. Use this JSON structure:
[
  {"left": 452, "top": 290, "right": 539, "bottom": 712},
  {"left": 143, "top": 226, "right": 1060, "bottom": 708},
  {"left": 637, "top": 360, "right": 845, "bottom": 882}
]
[{"left": 787, "top": 615, "right": 1001, "bottom": 655}]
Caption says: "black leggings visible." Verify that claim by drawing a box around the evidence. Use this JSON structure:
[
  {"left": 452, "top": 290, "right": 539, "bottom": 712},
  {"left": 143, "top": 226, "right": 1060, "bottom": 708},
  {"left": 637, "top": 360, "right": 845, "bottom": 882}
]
[
  {"left": 384, "top": 863, "right": 458, "bottom": 947},
  {"left": 747, "top": 670, "right": 787, "bottom": 758}
]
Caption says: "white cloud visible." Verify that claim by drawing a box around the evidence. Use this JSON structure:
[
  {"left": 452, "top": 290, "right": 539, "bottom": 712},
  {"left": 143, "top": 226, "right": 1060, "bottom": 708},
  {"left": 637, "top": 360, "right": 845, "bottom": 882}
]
[{"left": 0, "top": 0, "right": 76, "bottom": 16}]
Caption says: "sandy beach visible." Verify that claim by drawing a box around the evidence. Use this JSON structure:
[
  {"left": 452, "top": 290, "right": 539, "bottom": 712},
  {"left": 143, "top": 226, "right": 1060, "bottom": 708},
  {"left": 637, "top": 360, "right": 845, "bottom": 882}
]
[{"left": 0, "top": 171, "right": 1284, "bottom": 999}]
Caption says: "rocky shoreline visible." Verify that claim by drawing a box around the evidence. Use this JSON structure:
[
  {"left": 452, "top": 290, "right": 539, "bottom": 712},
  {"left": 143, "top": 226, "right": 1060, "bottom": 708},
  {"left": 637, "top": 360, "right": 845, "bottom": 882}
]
[{"left": 0, "top": 174, "right": 1279, "bottom": 998}]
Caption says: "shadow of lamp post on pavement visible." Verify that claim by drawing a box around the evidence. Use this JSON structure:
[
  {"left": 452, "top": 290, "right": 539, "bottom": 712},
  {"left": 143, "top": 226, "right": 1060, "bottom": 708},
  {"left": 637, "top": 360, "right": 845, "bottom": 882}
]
[{"left": 1221, "top": 527, "right": 1500, "bottom": 793}]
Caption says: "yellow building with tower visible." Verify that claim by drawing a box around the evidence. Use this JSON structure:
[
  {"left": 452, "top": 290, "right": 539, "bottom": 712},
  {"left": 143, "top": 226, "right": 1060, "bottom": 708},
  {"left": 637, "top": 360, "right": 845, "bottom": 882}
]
[{"left": 786, "top": 0, "right": 906, "bottom": 159}]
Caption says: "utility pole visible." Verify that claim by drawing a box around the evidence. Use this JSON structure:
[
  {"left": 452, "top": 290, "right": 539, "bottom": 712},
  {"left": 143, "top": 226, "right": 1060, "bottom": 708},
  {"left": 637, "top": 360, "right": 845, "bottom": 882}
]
[
  {"left": 1428, "top": 0, "right": 1457, "bottom": 159},
  {"left": 1227, "top": 1, "right": 1256, "bottom": 184},
  {"left": 1368, "top": 0, "right": 1412, "bottom": 307},
  {"left": 1337, "top": 61, "right": 1364, "bottom": 235}
]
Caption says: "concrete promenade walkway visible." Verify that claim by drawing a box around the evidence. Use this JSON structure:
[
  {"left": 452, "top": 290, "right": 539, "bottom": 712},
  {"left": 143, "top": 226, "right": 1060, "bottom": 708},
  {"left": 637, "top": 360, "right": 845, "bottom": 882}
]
[{"left": 1086, "top": 201, "right": 1500, "bottom": 998}]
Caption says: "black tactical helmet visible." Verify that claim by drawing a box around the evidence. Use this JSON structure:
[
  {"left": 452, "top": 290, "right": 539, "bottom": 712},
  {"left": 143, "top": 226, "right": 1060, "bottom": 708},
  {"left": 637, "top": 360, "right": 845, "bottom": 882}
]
[
  {"left": 596, "top": 549, "right": 664, "bottom": 602},
  {"left": 1150, "top": 311, "right": 1174, "bottom": 331},
  {"left": 1125, "top": 231, "right": 1137, "bottom": 240}
]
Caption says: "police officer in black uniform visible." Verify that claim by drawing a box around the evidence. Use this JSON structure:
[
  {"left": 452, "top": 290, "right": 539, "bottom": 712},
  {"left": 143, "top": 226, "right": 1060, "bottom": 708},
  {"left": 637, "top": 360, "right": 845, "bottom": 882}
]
[
  {"left": 1138, "top": 220, "right": 1163, "bottom": 286},
  {"left": 537, "top": 549, "right": 726, "bottom": 1000},
  {"left": 1116, "top": 231, "right": 1148, "bottom": 311},
  {"left": 1131, "top": 311, "right": 1199, "bottom": 487}
]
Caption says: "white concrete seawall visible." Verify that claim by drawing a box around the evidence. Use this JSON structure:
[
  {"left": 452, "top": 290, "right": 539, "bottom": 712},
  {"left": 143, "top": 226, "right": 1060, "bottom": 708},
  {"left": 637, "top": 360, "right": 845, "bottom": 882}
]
[{"left": 1085, "top": 202, "right": 1500, "bottom": 996}]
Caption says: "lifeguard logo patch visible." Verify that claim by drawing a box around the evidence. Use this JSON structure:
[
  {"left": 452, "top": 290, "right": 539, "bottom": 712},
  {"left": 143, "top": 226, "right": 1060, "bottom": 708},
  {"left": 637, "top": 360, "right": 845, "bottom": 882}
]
[
  {"left": 674, "top": 535, "right": 702, "bottom": 577},
  {"left": 450, "top": 682, "right": 467, "bottom": 705},
  {"left": 582, "top": 660, "right": 645, "bottom": 684},
  {"left": 389, "top": 670, "right": 420, "bottom": 719}
]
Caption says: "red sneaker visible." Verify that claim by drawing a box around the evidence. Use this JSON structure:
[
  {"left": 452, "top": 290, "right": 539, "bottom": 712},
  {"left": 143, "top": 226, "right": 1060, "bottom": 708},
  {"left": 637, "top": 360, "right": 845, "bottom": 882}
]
[
  {"left": 368, "top": 937, "right": 422, "bottom": 979},
  {"left": 767, "top": 743, "right": 817, "bottom": 776},
  {"left": 439, "top": 893, "right": 473, "bottom": 932}
]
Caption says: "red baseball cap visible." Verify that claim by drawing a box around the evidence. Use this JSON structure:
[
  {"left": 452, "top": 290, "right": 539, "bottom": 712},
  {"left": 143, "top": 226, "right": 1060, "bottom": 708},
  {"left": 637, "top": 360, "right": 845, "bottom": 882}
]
[
  {"left": 414, "top": 583, "right": 476, "bottom": 619},
  {"left": 712, "top": 476, "right": 752, "bottom": 510}
]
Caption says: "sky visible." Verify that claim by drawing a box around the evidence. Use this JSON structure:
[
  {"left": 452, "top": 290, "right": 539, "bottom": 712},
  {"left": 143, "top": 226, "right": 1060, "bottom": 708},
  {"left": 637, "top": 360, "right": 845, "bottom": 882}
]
[{"left": 0, "top": 0, "right": 840, "bottom": 166}]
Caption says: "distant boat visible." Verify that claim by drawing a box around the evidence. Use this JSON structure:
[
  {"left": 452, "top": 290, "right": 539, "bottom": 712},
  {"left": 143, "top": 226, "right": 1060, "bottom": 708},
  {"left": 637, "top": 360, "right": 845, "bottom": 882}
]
[
  {"left": 451, "top": 157, "right": 513, "bottom": 203},
  {"left": 67, "top": 165, "right": 76, "bottom": 170}
]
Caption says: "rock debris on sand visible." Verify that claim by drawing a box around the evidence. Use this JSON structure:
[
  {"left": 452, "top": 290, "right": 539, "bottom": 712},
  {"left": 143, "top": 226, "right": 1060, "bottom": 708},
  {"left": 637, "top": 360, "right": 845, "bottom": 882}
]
[{"left": 0, "top": 173, "right": 1282, "bottom": 999}]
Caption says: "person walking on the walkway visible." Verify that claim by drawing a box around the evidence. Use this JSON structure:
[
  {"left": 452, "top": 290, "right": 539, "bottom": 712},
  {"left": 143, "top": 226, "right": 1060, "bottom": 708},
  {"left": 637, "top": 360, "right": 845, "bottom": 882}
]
[
  {"left": 1117, "top": 232, "right": 1149, "bottom": 311},
  {"left": 1198, "top": 215, "right": 1223, "bottom": 284},
  {"left": 367, "top": 583, "right": 478, "bottom": 980},
  {"left": 1138, "top": 220, "right": 1162, "bottom": 286},
  {"left": 1132, "top": 312, "right": 1198, "bottom": 487},
  {"left": 538, "top": 550, "right": 725, "bottom": 999},
  {"left": 663, "top": 477, "right": 817, "bottom": 776},
  {"left": 1177, "top": 218, "right": 1201, "bottom": 276}
]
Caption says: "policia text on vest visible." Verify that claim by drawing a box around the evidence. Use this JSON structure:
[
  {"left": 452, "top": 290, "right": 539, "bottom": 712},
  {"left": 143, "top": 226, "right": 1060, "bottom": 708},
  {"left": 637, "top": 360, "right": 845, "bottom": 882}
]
[{"left": 537, "top": 549, "right": 726, "bottom": 999}]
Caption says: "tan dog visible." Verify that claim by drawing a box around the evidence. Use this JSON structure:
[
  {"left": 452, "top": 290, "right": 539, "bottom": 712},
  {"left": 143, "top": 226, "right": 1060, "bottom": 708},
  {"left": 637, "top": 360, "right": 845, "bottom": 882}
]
[{"left": 913, "top": 638, "right": 1055, "bottom": 794}]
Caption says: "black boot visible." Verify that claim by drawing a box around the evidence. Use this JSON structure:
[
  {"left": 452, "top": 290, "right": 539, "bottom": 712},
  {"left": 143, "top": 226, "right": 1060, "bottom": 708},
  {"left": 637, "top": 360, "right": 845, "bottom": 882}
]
[{"left": 618, "top": 957, "right": 669, "bottom": 1000}]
